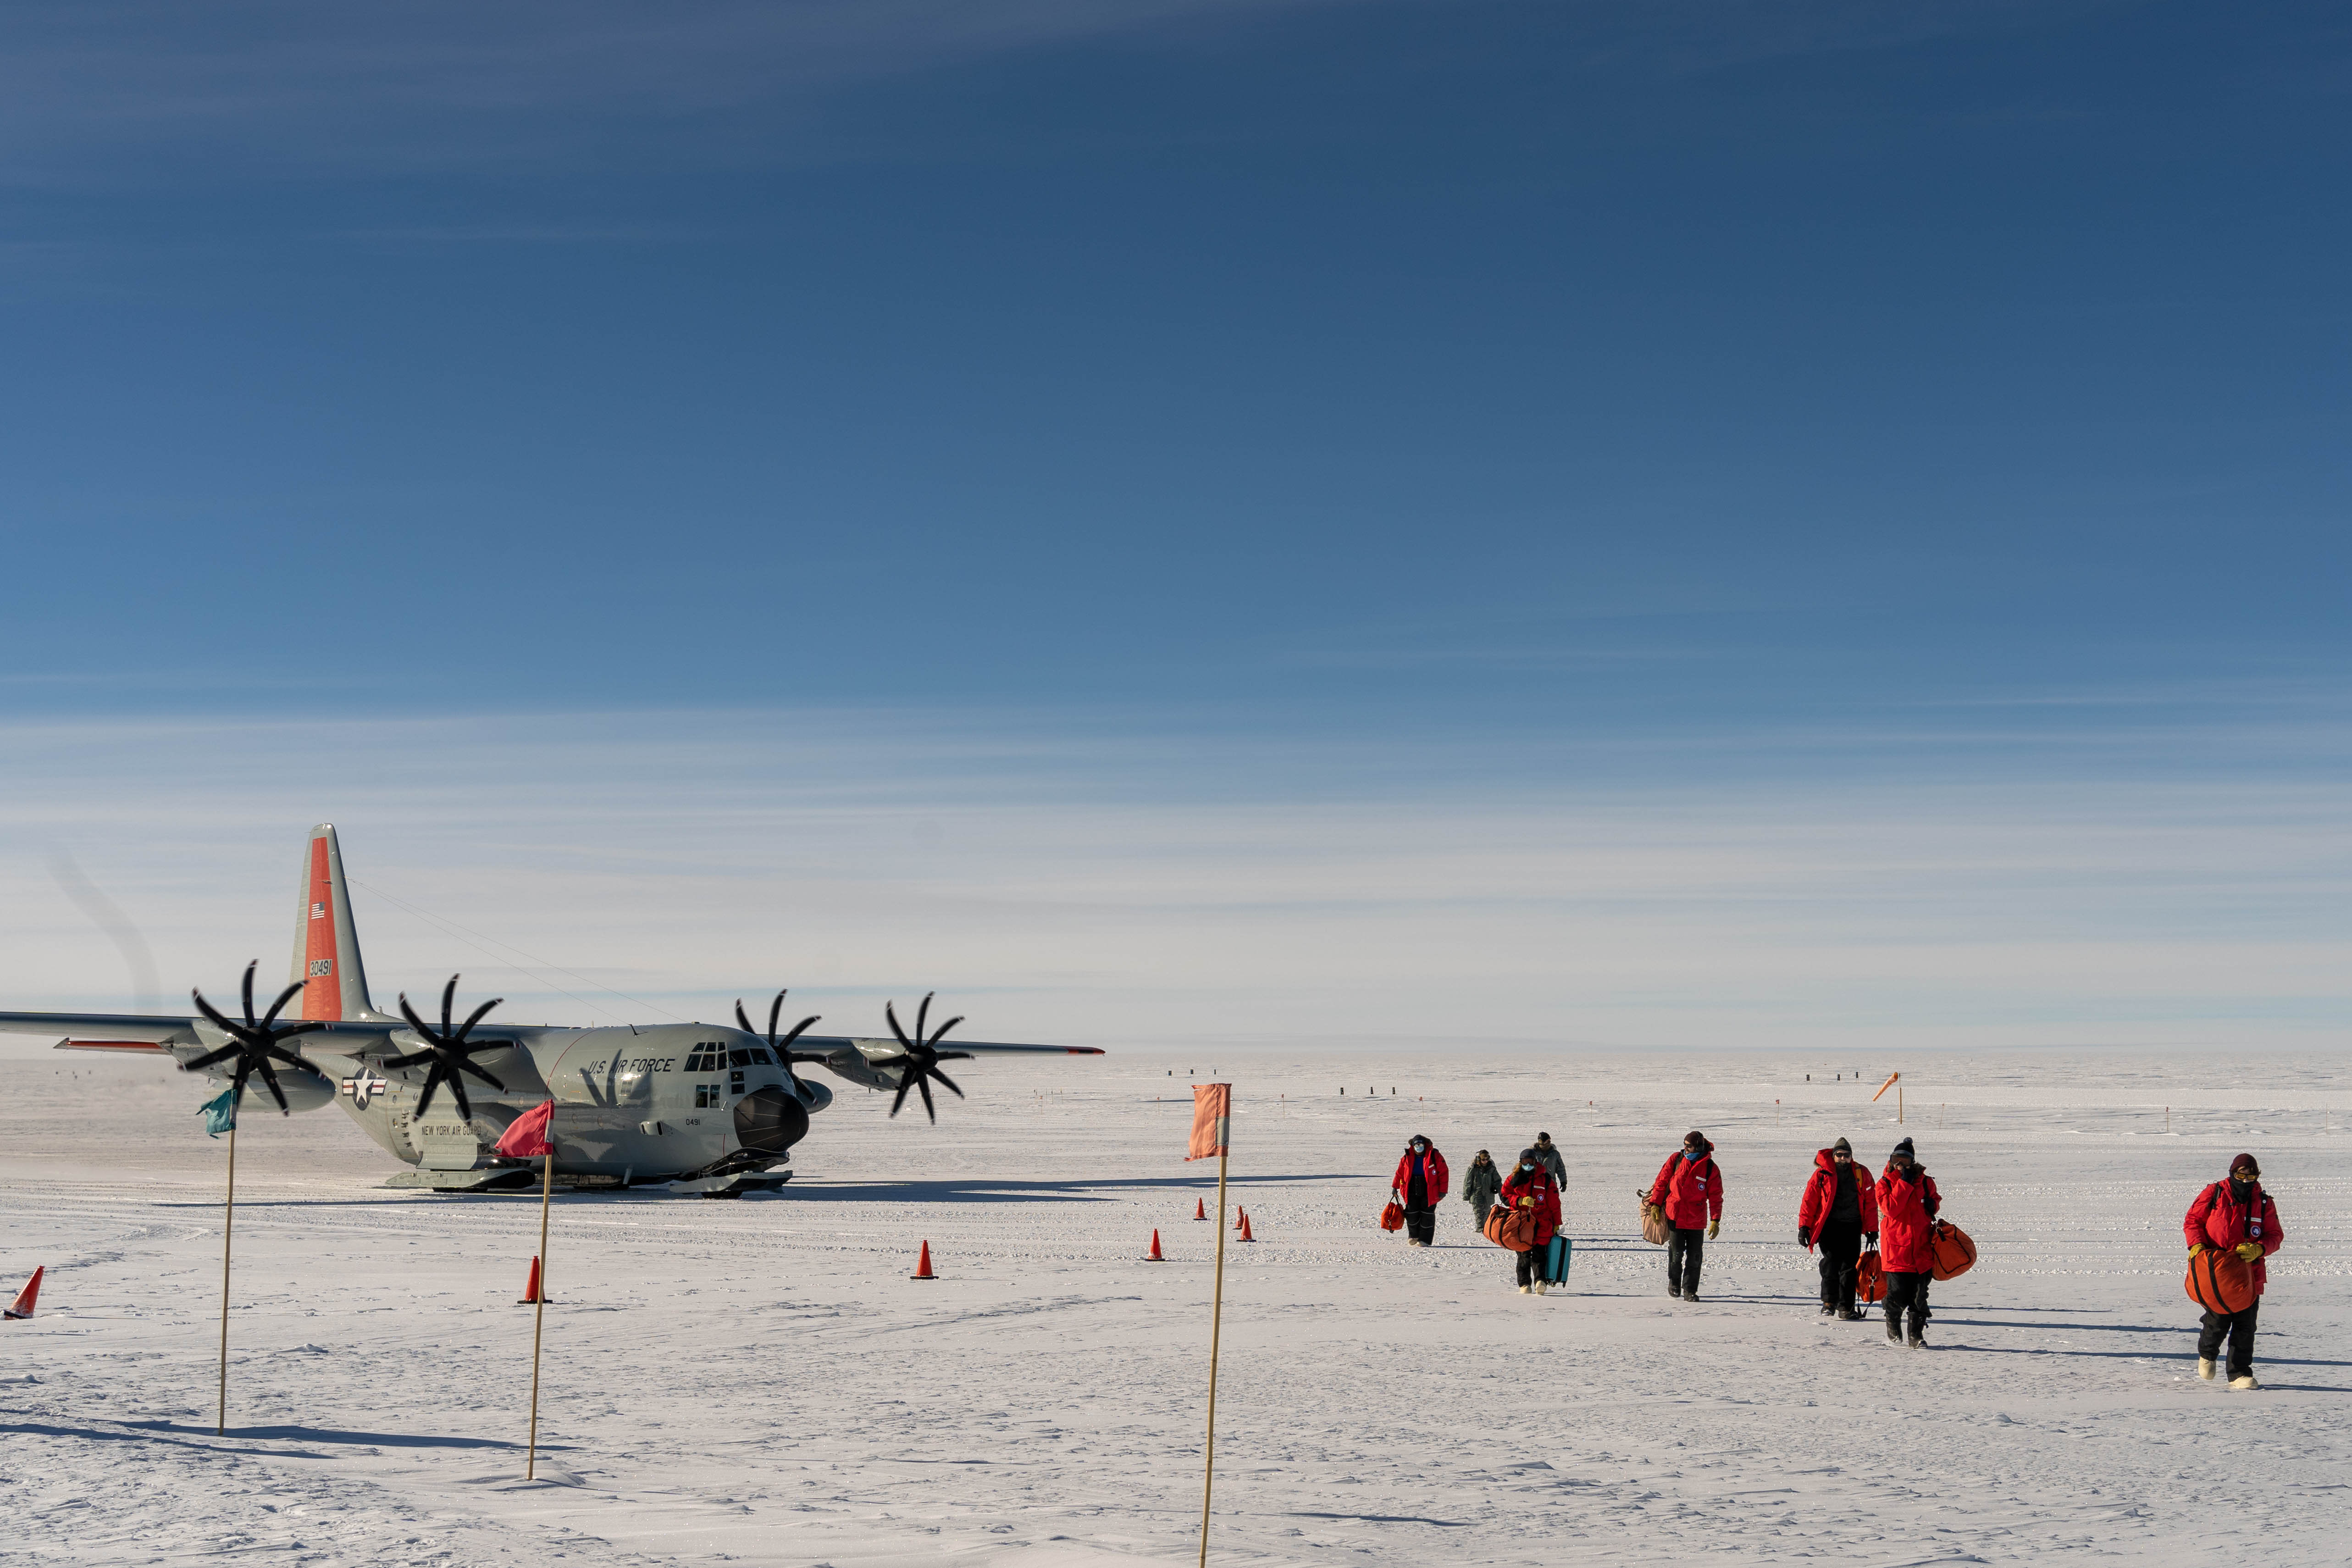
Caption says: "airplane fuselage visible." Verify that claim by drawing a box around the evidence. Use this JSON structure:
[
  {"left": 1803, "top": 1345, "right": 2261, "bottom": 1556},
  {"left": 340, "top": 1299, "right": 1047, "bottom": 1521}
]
[{"left": 316, "top": 1021, "right": 849, "bottom": 1187}]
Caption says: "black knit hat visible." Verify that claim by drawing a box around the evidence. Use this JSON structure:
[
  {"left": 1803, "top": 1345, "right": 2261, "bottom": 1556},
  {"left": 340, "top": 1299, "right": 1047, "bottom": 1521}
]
[
  {"left": 2230, "top": 1152, "right": 2261, "bottom": 1178},
  {"left": 1891, "top": 1136, "right": 1916, "bottom": 1161}
]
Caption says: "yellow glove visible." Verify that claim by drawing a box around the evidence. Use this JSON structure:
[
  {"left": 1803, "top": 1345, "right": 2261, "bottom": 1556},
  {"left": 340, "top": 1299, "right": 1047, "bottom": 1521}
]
[
  {"left": 2188, "top": 1242, "right": 2208, "bottom": 1257},
  {"left": 1707, "top": 1219, "right": 1720, "bottom": 1240},
  {"left": 2235, "top": 1241, "right": 2263, "bottom": 1262}
]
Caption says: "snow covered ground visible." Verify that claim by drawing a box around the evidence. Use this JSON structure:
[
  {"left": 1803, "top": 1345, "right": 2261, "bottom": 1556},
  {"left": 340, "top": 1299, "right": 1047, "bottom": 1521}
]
[{"left": 3, "top": 1042, "right": 2347, "bottom": 1566}]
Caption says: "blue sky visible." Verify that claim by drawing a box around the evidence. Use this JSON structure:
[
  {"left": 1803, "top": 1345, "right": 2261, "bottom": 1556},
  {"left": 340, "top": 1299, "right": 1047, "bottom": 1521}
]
[{"left": 2, "top": 2, "right": 2347, "bottom": 1049}]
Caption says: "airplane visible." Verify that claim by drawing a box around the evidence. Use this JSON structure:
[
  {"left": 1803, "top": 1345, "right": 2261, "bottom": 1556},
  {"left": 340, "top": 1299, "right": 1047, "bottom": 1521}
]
[{"left": 0, "top": 824, "right": 1101, "bottom": 1196}]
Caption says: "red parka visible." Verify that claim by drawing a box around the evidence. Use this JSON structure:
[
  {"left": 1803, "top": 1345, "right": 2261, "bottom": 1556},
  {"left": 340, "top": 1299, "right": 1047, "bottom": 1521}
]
[
  {"left": 1797, "top": 1149, "right": 1879, "bottom": 1249},
  {"left": 2184, "top": 1180, "right": 2282, "bottom": 1296},
  {"left": 1874, "top": 1164, "right": 1942, "bottom": 1274},
  {"left": 1648, "top": 1147, "right": 1725, "bottom": 1230},
  {"left": 1499, "top": 1166, "right": 1561, "bottom": 1247},
  {"left": 1392, "top": 1145, "right": 1451, "bottom": 1206}
]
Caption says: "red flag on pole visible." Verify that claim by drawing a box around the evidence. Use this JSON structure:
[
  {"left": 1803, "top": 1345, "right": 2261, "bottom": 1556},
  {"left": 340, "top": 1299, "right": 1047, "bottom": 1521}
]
[
  {"left": 1186, "top": 1084, "right": 1230, "bottom": 1161},
  {"left": 496, "top": 1100, "right": 556, "bottom": 1158}
]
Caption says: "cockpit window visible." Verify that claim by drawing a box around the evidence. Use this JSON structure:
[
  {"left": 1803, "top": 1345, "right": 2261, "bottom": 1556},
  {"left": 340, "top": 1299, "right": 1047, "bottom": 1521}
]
[{"left": 730, "top": 1047, "right": 773, "bottom": 1068}]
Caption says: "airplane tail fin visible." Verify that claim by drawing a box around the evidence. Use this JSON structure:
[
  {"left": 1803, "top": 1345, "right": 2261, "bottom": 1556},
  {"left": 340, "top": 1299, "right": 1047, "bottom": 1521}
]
[{"left": 288, "top": 824, "right": 375, "bottom": 1021}]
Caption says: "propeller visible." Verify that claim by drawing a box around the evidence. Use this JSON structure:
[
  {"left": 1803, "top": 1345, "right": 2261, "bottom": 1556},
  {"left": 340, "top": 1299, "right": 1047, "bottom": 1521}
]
[
  {"left": 733, "top": 990, "right": 822, "bottom": 1096},
  {"left": 879, "top": 992, "right": 971, "bottom": 1124},
  {"left": 187, "top": 961, "right": 331, "bottom": 1114},
  {"left": 382, "top": 975, "right": 507, "bottom": 1121}
]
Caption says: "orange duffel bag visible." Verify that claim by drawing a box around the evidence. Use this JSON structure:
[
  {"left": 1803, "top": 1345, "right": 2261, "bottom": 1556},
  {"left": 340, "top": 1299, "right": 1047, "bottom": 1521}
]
[
  {"left": 1855, "top": 1248, "right": 1887, "bottom": 1304},
  {"left": 1929, "top": 1220, "right": 1976, "bottom": 1281},
  {"left": 2186, "top": 1248, "right": 2256, "bottom": 1315},
  {"left": 1380, "top": 1201, "right": 1406, "bottom": 1232},
  {"left": 1637, "top": 1192, "right": 1671, "bottom": 1246},
  {"left": 1483, "top": 1205, "right": 1539, "bottom": 1252}
]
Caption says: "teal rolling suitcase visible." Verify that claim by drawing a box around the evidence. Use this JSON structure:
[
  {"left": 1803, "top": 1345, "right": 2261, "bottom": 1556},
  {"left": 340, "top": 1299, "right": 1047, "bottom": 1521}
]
[{"left": 1540, "top": 1235, "right": 1571, "bottom": 1285}]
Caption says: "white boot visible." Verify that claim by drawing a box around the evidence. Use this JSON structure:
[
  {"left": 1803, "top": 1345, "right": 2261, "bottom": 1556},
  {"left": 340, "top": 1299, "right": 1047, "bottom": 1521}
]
[
  {"left": 2198, "top": 1358, "right": 2216, "bottom": 1381},
  {"left": 1516, "top": 1284, "right": 1531, "bottom": 1294},
  {"left": 2230, "top": 1374, "right": 2260, "bottom": 1391},
  {"left": 1534, "top": 1280, "right": 1549, "bottom": 1296}
]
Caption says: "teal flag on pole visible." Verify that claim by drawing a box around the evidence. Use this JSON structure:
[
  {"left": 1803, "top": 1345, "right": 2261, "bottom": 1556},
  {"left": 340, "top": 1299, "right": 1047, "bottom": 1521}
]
[{"left": 198, "top": 1087, "right": 238, "bottom": 1138}]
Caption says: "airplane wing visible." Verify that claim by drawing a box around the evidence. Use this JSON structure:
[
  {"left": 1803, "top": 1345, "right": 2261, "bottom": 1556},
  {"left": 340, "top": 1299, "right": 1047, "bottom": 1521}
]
[
  {"left": 0, "top": 1010, "right": 409, "bottom": 1061},
  {"left": 788, "top": 1034, "right": 1101, "bottom": 1092},
  {"left": 795, "top": 1035, "right": 1103, "bottom": 1059}
]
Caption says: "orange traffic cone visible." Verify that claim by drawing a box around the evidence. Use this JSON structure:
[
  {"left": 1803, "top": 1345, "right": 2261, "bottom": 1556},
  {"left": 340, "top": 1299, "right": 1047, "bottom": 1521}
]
[
  {"left": 4, "top": 1267, "right": 42, "bottom": 1320},
  {"left": 516, "top": 1256, "right": 552, "bottom": 1304},
  {"left": 1234, "top": 1207, "right": 1246, "bottom": 1230},
  {"left": 1239, "top": 1213, "right": 1256, "bottom": 1243},
  {"left": 911, "top": 1241, "right": 937, "bottom": 1280},
  {"left": 1193, "top": 1198, "right": 1206, "bottom": 1221},
  {"left": 1146, "top": 1229, "right": 1165, "bottom": 1262}
]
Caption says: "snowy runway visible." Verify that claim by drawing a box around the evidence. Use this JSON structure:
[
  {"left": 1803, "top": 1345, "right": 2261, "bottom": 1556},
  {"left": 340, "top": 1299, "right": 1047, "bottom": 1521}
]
[{"left": 4, "top": 1047, "right": 2347, "bottom": 1565}]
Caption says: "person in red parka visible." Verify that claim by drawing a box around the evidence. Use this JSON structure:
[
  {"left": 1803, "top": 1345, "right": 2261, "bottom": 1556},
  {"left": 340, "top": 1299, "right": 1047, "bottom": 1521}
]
[
  {"left": 1647, "top": 1130, "right": 1725, "bottom": 1302},
  {"left": 2185, "top": 1153, "right": 2283, "bottom": 1389},
  {"left": 1390, "top": 1135, "right": 1450, "bottom": 1247},
  {"left": 1798, "top": 1136, "right": 1880, "bottom": 1320},
  {"left": 1500, "top": 1147, "right": 1562, "bottom": 1295},
  {"left": 1874, "top": 1137, "right": 1941, "bottom": 1347}
]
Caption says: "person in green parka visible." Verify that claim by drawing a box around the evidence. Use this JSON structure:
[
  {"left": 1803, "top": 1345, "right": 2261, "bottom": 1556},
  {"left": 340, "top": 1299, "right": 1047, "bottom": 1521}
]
[{"left": 1462, "top": 1148, "right": 1502, "bottom": 1224}]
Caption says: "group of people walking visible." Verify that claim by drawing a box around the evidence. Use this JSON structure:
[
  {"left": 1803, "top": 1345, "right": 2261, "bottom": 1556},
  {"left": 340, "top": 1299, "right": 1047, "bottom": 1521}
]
[{"left": 1389, "top": 1128, "right": 2284, "bottom": 1380}]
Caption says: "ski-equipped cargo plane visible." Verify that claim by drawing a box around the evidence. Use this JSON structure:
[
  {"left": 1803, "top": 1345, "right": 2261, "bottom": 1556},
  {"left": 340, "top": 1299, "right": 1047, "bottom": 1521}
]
[{"left": 0, "top": 825, "right": 1101, "bottom": 1195}]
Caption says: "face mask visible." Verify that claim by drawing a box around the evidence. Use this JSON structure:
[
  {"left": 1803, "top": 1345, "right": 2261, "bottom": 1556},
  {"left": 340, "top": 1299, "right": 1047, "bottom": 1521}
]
[
  {"left": 1520, "top": 1162, "right": 1534, "bottom": 1172},
  {"left": 1411, "top": 1144, "right": 1426, "bottom": 1152},
  {"left": 1683, "top": 1148, "right": 1701, "bottom": 1160}
]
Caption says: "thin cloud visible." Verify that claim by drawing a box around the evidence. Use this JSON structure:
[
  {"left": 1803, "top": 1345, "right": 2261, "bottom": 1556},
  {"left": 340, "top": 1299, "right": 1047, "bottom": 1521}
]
[{"left": 0, "top": 703, "right": 2344, "bottom": 1052}]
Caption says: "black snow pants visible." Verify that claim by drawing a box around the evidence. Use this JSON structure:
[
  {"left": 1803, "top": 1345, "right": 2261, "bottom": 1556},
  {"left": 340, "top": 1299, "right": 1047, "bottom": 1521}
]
[
  {"left": 1666, "top": 1227, "right": 1705, "bottom": 1295},
  {"left": 1403, "top": 1169, "right": 1434, "bottom": 1245},
  {"left": 2199, "top": 1302, "right": 2259, "bottom": 1380},
  {"left": 1817, "top": 1221, "right": 1863, "bottom": 1312},
  {"left": 1885, "top": 1271, "right": 1930, "bottom": 1339}
]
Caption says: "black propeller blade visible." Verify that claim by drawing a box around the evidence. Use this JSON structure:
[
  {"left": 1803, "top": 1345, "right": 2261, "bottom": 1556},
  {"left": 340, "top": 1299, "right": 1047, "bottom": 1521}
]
[
  {"left": 880, "top": 992, "right": 969, "bottom": 1125},
  {"left": 186, "top": 960, "right": 330, "bottom": 1114},
  {"left": 382, "top": 975, "right": 507, "bottom": 1122},
  {"left": 733, "top": 990, "right": 821, "bottom": 1096}
]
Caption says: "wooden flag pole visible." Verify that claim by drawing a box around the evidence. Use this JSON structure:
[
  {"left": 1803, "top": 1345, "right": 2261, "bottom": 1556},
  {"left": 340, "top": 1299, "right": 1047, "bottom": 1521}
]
[
  {"left": 526, "top": 1139, "right": 553, "bottom": 1481},
  {"left": 216, "top": 1119, "right": 237, "bottom": 1436},
  {"left": 1198, "top": 1141, "right": 1229, "bottom": 1568}
]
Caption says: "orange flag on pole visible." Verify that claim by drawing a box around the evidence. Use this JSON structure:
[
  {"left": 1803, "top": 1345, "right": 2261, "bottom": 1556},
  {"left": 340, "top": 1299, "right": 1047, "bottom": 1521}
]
[
  {"left": 1187, "top": 1084, "right": 1230, "bottom": 1161},
  {"left": 495, "top": 1100, "right": 556, "bottom": 1158}
]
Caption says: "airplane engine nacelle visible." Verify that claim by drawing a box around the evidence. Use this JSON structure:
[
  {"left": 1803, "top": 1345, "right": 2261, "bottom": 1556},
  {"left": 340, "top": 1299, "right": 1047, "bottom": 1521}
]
[
  {"left": 205, "top": 1063, "right": 337, "bottom": 1113},
  {"left": 733, "top": 1085, "right": 811, "bottom": 1154},
  {"left": 794, "top": 1078, "right": 833, "bottom": 1114}
]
